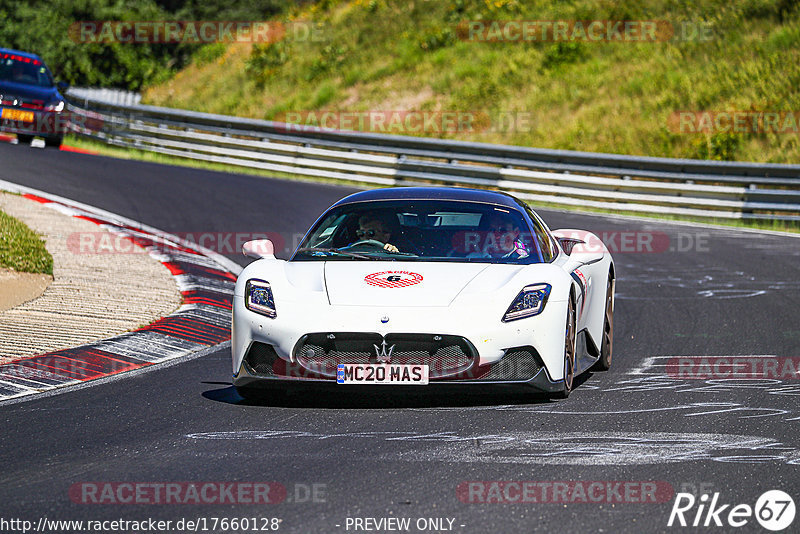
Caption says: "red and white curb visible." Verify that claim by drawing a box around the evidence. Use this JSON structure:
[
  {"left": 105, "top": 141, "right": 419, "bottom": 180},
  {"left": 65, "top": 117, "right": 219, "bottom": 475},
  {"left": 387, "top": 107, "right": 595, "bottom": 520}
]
[{"left": 0, "top": 179, "right": 241, "bottom": 402}]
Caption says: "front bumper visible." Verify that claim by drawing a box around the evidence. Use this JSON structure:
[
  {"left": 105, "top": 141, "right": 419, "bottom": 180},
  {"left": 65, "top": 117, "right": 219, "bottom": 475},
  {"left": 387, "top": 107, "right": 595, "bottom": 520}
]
[
  {"left": 231, "top": 293, "right": 568, "bottom": 392},
  {"left": 233, "top": 343, "right": 564, "bottom": 393}
]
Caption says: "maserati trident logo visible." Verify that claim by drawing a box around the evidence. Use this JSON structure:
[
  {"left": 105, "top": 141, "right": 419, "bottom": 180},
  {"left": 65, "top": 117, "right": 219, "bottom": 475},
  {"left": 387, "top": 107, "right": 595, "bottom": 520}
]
[{"left": 374, "top": 339, "right": 395, "bottom": 363}]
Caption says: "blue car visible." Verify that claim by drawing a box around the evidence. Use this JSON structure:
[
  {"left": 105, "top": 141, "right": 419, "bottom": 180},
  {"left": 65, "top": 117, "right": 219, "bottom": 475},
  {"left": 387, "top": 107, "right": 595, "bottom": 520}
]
[{"left": 0, "top": 48, "right": 68, "bottom": 148}]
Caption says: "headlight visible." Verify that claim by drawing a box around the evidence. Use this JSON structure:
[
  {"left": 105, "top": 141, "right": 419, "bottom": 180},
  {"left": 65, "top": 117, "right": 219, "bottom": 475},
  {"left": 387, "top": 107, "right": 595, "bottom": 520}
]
[
  {"left": 45, "top": 101, "right": 65, "bottom": 112},
  {"left": 245, "top": 279, "right": 276, "bottom": 318},
  {"left": 502, "top": 283, "right": 551, "bottom": 322}
]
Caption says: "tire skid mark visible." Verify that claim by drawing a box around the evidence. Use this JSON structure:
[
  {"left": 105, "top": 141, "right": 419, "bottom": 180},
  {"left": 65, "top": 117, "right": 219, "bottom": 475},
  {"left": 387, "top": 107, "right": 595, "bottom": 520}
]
[{"left": 186, "top": 430, "right": 800, "bottom": 466}]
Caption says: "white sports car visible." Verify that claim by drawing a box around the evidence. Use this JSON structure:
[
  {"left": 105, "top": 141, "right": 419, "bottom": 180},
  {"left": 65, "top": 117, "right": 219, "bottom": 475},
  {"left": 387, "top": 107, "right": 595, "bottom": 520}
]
[{"left": 232, "top": 187, "right": 614, "bottom": 399}]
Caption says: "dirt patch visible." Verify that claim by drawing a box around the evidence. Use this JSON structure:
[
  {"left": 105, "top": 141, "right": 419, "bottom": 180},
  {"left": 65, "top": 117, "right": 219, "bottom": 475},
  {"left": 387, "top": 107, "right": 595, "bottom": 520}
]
[{"left": 0, "top": 268, "right": 52, "bottom": 312}]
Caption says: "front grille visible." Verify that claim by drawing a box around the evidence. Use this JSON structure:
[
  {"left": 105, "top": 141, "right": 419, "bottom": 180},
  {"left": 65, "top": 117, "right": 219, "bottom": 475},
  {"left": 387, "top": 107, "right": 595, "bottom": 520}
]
[
  {"left": 243, "top": 342, "right": 278, "bottom": 376},
  {"left": 457, "top": 346, "right": 544, "bottom": 381},
  {"left": 245, "top": 339, "right": 542, "bottom": 382},
  {"left": 294, "top": 333, "right": 477, "bottom": 378}
]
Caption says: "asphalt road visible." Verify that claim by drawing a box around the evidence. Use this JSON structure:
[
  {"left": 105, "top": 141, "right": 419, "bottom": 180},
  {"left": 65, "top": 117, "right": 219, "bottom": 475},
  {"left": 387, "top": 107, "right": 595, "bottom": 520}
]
[{"left": 1, "top": 142, "right": 799, "bottom": 533}]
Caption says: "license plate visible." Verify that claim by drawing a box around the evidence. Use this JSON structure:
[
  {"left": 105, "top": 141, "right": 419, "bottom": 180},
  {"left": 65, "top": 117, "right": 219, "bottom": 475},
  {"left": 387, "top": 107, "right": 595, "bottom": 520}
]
[
  {"left": 1, "top": 108, "right": 34, "bottom": 122},
  {"left": 337, "top": 364, "right": 429, "bottom": 385}
]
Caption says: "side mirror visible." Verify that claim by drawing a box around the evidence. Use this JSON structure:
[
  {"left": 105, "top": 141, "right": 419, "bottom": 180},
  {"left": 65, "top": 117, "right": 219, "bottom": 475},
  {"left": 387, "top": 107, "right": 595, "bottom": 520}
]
[
  {"left": 556, "top": 237, "right": 584, "bottom": 256},
  {"left": 242, "top": 239, "right": 275, "bottom": 259},
  {"left": 56, "top": 81, "right": 69, "bottom": 92},
  {"left": 552, "top": 229, "right": 606, "bottom": 264}
]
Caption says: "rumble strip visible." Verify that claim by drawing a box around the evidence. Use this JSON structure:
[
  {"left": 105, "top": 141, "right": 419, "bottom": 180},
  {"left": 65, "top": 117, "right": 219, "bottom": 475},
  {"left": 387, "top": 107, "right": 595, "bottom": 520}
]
[{"left": 0, "top": 180, "right": 241, "bottom": 402}]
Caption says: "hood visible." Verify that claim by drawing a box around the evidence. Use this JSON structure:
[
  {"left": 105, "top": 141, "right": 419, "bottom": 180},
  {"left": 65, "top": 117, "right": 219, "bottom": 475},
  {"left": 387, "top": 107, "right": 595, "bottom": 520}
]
[
  {"left": 0, "top": 80, "right": 61, "bottom": 103},
  {"left": 324, "top": 262, "right": 489, "bottom": 307}
]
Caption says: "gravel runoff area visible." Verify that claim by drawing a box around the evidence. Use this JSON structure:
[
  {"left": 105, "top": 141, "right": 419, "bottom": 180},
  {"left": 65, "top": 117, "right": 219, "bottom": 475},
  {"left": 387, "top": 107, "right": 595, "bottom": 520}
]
[{"left": 0, "top": 191, "right": 181, "bottom": 363}]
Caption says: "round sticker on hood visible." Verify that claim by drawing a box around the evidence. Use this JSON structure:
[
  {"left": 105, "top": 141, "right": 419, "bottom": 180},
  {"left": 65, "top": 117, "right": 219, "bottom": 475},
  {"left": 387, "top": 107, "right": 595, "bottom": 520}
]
[{"left": 364, "top": 271, "right": 423, "bottom": 288}]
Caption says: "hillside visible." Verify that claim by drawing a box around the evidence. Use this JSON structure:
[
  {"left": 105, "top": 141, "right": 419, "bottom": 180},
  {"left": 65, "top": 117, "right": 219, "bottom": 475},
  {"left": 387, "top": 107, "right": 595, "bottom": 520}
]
[{"left": 142, "top": 0, "right": 800, "bottom": 163}]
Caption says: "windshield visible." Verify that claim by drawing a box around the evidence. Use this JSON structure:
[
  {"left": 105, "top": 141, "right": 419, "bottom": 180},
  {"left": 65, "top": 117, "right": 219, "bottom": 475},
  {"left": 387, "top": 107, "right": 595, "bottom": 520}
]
[
  {"left": 0, "top": 55, "right": 54, "bottom": 88},
  {"left": 293, "top": 200, "right": 544, "bottom": 263}
]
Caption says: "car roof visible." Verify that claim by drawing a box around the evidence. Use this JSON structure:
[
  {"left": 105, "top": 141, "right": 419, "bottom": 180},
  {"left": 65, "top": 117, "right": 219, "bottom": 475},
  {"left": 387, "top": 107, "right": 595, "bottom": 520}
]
[
  {"left": 332, "top": 187, "right": 526, "bottom": 210},
  {"left": 0, "top": 48, "right": 43, "bottom": 61}
]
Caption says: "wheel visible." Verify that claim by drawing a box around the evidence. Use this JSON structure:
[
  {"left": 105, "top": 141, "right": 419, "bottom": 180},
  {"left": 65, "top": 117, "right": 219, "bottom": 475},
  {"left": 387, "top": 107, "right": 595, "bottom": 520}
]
[
  {"left": 555, "top": 297, "right": 577, "bottom": 398},
  {"left": 16, "top": 134, "right": 34, "bottom": 145},
  {"left": 45, "top": 135, "right": 63, "bottom": 149},
  {"left": 592, "top": 274, "right": 615, "bottom": 371}
]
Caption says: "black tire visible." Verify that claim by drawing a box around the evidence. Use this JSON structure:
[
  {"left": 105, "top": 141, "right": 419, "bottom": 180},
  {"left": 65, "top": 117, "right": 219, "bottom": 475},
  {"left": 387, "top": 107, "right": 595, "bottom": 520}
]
[
  {"left": 45, "top": 135, "right": 63, "bottom": 149},
  {"left": 592, "top": 274, "right": 615, "bottom": 371},
  {"left": 16, "top": 134, "right": 34, "bottom": 145},
  {"left": 555, "top": 298, "right": 577, "bottom": 399}
]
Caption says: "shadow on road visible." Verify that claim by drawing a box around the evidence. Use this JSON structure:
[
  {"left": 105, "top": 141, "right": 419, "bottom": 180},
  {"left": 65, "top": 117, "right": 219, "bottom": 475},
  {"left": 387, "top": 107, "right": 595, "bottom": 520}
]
[{"left": 200, "top": 374, "right": 594, "bottom": 409}]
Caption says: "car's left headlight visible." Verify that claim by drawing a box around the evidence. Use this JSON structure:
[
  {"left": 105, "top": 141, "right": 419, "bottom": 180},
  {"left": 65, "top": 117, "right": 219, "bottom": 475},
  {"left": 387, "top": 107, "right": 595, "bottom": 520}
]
[
  {"left": 502, "top": 283, "right": 551, "bottom": 322},
  {"left": 245, "top": 279, "right": 276, "bottom": 318}
]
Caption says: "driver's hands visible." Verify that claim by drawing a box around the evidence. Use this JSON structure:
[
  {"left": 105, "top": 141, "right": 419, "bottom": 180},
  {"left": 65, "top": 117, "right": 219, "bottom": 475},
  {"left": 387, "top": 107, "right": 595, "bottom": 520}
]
[{"left": 384, "top": 243, "right": 399, "bottom": 253}]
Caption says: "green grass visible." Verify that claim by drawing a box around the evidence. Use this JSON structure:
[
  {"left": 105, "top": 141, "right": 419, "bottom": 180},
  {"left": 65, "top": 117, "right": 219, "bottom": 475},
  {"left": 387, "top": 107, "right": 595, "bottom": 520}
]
[
  {"left": 141, "top": 0, "right": 800, "bottom": 164},
  {"left": 65, "top": 134, "right": 800, "bottom": 235},
  {"left": 0, "top": 208, "right": 53, "bottom": 275}
]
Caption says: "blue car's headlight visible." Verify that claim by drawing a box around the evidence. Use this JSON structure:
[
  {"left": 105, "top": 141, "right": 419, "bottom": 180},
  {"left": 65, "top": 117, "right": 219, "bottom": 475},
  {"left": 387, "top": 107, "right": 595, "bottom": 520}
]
[
  {"left": 502, "top": 283, "right": 551, "bottom": 322},
  {"left": 245, "top": 279, "right": 276, "bottom": 318},
  {"left": 45, "top": 100, "right": 65, "bottom": 112}
]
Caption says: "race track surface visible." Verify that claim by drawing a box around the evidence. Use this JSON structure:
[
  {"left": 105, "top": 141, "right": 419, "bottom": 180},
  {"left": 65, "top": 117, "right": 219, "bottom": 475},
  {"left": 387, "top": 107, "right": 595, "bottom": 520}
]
[{"left": 1, "top": 142, "right": 798, "bottom": 533}]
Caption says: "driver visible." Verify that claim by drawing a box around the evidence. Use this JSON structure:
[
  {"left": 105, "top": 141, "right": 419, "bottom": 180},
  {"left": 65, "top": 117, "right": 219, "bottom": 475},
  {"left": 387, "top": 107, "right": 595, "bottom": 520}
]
[
  {"left": 483, "top": 212, "right": 529, "bottom": 258},
  {"left": 355, "top": 213, "right": 400, "bottom": 253}
]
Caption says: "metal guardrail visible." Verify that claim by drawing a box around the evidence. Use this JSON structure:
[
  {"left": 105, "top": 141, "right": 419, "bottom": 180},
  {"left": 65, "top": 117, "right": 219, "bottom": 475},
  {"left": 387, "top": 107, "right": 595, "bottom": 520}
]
[
  {"left": 63, "top": 95, "right": 800, "bottom": 222},
  {"left": 67, "top": 87, "right": 141, "bottom": 107}
]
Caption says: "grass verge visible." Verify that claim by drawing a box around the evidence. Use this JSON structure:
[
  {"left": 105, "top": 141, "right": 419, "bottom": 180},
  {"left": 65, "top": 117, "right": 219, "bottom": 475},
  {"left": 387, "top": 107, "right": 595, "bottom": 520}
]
[
  {"left": 142, "top": 0, "right": 800, "bottom": 164},
  {"left": 0, "top": 207, "right": 54, "bottom": 275},
  {"left": 65, "top": 134, "right": 799, "bottom": 235}
]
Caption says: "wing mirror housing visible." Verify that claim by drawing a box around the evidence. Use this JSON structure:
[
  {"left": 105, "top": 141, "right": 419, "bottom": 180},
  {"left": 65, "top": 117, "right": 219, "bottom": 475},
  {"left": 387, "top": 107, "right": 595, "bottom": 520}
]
[
  {"left": 242, "top": 239, "right": 275, "bottom": 259},
  {"left": 552, "top": 229, "right": 606, "bottom": 265}
]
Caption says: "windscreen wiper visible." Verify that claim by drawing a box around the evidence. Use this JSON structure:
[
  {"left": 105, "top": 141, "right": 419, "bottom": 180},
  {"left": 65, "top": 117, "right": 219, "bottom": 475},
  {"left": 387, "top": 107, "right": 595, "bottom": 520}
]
[{"left": 295, "top": 247, "right": 374, "bottom": 260}]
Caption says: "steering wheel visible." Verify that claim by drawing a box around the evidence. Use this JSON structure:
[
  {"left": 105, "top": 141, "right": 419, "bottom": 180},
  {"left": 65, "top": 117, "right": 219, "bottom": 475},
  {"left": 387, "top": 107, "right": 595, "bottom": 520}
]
[
  {"left": 341, "top": 239, "right": 419, "bottom": 256},
  {"left": 342, "top": 239, "right": 387, "bottom": 250}
]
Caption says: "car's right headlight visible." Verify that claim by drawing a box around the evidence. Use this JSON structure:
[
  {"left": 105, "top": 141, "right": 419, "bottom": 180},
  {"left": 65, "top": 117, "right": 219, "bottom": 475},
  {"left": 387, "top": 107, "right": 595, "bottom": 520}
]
[
  {"left": 502, "top": 283, "right": 551, "bottom": 322},
  {"left": 45, "top": 100, "right": 65, "bottom": 112},
  {"left": 245, "top": 279, "right": 276, "bottom": 318}
]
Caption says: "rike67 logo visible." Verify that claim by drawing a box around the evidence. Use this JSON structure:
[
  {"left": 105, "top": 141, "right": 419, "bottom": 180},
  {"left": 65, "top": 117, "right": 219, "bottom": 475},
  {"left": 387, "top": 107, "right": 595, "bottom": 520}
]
[{"left": 668, "top": 490, "right": 795, "bottom": 531}]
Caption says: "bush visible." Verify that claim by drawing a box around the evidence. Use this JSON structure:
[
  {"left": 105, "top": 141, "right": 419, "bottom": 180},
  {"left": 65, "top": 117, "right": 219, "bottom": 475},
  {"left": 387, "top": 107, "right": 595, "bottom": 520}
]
[
  {"left": 0, "top": 0, "right": 294, "bottom": 90},
  {"left": 418, "top": 27, "right": 456, "bottom": 51},
  {"left": 541, "top": 42, "right": 587, "bottom": 69},
  {"left": 306, "top": 44, "right": 348, "bottom": 80},
  {"left": 246, "top": 41, "right": 289, "bottom": 88},
  {"left": 692, "top": 132, "right": 741, "bottom": 161}
]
